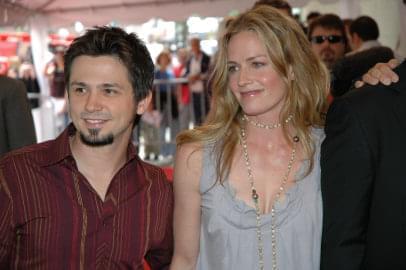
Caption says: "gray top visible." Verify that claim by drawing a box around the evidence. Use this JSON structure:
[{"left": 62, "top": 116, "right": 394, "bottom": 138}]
[{"left": 196, "top": 128, "right": 324, "bottom": 270}]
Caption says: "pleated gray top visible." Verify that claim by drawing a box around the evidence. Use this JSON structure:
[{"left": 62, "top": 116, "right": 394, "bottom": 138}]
[{"left": 196, "top": 128, "right": 324, "bottom": 270}]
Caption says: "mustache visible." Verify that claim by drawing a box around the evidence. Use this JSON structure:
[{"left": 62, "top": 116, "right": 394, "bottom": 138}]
[
  {"left": 80, "top": 111, "right": 112, "bottom": 120},
  {"left": 320, "top": 48, "right": 335, "bottom": 55}
]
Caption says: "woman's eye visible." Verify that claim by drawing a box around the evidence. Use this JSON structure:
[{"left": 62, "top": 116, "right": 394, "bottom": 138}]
[
  {"left": 228, "top": 65, "right": 238, "bottom": 73},
  {"left": 252, "top": 62, "right": 265, "bottom": 68}
]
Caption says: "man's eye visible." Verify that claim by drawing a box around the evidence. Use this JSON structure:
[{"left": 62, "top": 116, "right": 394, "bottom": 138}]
[
  {"left": 104, "top": 88, "right": 117, "bottom": 95},
  {"left": 74, "top": 87, "right": 86, "bottom": 94}
]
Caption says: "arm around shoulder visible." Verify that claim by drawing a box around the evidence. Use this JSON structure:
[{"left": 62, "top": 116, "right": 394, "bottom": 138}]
[{"left": 170, "top": 143, "right": 203, "bottom": 270}]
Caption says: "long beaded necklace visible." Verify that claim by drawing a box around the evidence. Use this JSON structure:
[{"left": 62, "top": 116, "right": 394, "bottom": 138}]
[{"left": 240, "top": 117, "right": 299, "bottom": 270}]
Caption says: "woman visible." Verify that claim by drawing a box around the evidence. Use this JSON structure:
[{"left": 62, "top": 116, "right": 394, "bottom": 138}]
[
  {"left": 154, "top": 50, "right": 179, "bottom": 157},
  {"left": 170, "top": 5, "right": 328, "bottom": 270}
]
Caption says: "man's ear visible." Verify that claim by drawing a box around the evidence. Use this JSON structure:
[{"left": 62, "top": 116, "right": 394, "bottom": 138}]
[{"left": 136, "top": 92, "right": 152, "bottom": 115}]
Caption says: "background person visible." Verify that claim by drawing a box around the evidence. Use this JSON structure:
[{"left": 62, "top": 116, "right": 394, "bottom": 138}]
[
  {"left": 308, "top": 14, "right": 347, "bottom": 71},
  {"left": 185, "top": 37, "right": 211, "bottom": 126},
  {"left": 0, "top": 75, "right": 36, "bottom": 157},
  {"left": 347, "top": 15, "right": 382, "bottom": 55}
]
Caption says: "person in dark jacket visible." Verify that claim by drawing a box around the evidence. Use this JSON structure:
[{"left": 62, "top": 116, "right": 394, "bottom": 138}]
[
  {"left": 0, "top": 75, "right": 36, "bottom": 156},
  {"left": 321, "top": 60, "right": 406, "bottom": 270}
]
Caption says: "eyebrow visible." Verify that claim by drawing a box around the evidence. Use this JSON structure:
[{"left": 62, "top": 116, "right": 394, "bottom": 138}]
[
  {"left": 70, "top": 81, "right": 86, "bottom": 88},
  {"left": 227, "top": 54, "right": 268, "bottom": 64},
  {"left": 98, "top": 83, "right": 122, "bottom": 89},
  {"left": 69, "top": 81, "right": 123, "bottom": 89}
]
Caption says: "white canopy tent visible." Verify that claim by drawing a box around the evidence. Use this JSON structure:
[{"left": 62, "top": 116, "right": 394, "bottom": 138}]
[
  {"left": 1, "top": 0, "right": 402, "bottom": 28},
  {"left": 1, "top": 0, "right": 405, "bottom": 141}
]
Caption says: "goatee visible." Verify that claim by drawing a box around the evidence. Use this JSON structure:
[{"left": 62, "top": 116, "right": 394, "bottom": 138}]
[{"left": 79, "top": 128, "right": 114, "bottom": 146}]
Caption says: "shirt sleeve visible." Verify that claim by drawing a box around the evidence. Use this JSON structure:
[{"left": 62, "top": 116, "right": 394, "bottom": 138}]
[
  {"left": 144, "top": 170, "right": 174, "bottom": 270},
  {"left": 320, "top": 97, "right": 374, "bottom": 270}
]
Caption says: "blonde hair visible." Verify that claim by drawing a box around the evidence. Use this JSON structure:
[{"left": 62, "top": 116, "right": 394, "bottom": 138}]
[{"left": 177, "top": 5, "right": 329, "bottom": 184}]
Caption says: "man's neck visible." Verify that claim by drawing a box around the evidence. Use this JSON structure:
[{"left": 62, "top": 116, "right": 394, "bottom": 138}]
[{"left": 69, "top": 133, "right": 131, "bottom": 200}]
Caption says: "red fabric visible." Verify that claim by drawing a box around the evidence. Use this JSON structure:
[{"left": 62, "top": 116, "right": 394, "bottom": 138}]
[
  {"left": 0, "top": 124, "right": 173, "bottom": 269},
  {"left": 162, "top": 167, "right": 174, "bottom": 182},
  {"left": 0, "top": 41, "right": 18, "bottom": 57},
  {"left": 173, "top": 64, "right": 190, "bottom": 104},
  {"left": 144, "top": 260, "right": 151, "bottom": 270}
]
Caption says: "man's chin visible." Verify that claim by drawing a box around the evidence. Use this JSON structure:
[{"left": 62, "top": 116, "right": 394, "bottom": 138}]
[{"left": 79, "top": 132, "right": 114, "bottom": 147}]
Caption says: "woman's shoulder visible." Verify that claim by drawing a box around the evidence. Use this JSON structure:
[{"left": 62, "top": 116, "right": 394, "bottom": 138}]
[{"left": 175, "top": 142, "right": 207, "bottom": 175}]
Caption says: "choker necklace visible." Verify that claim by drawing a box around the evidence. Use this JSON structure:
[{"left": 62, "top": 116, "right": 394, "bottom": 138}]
[
  {"left": 240, "top": 126, "right": 299, "bottom": 270},
  {"left": 242, "top": 114, "right": 293, "bottom": 130}
]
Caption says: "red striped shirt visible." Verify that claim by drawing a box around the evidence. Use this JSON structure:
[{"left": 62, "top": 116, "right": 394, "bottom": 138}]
[{"left": 0, "top": 125, "right": 173, "bottom": 269}]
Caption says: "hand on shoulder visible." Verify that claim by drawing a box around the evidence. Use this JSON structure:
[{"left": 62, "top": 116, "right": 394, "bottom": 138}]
[{"left": 355, "top": 58, "right": 400, "bottom": 88}]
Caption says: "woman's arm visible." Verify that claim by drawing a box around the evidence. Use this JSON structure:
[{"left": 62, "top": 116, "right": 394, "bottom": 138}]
[{"left": 170, "top": 143, "right": 203, "bottom": 270}]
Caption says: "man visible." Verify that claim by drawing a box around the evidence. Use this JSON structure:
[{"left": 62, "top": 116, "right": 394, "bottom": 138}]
[
  {"left": 308, "top": 14, "right": 347, "bottom": 70},
  {"left": 321, "top": 60, "right": 406, "bottom": 270},
  {"left": 185, "top": 37, "right": 210, "bottom": 125},
  {"left": 306, "top": 11, "right": 321, "bottom": 26},
  {"left": 0, "top": 27, "right": 173, "bottom": 269},
  {"left": 253, "top": 0, "right": 293, "bottom": 17},
  {"left": 0, "top": 75, "right": 36, "bottom": 156},
  {"left": 347, "top": 15, "right": 381, "bottom": 55}
]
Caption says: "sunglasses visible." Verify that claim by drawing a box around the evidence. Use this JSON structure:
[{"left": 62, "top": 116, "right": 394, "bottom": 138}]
[{"left": 310, "top": 35, "right": 344, "bottom": 44}]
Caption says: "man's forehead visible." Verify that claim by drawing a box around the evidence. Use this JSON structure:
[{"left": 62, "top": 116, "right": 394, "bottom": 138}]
[{"left": 311, "top": 26, "right": 343, "bottom": 36}]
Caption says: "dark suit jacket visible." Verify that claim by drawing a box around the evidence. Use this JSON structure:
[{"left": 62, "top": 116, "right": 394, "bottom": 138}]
[
  {"left": 320, "top": 61, "right": 406, "bottom": 270},
  {"left": 0, "top": 76, "right": 36, "bottom": 156},
  {"left": 331, "top": 46, "right": 394, "bottom": 97}
]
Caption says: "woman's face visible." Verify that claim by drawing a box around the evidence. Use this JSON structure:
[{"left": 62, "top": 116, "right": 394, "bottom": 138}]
[
  {"left": 227, "top": 30, "right": 288, "bottom": 121},
  {"left": 158, "top": 54, "right": 170, "bottom": 69}
]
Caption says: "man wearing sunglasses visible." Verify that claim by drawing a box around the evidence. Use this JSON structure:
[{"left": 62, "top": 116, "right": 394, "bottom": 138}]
[{"left": 308, "top": 14, "right": 347, "bottom": 70}]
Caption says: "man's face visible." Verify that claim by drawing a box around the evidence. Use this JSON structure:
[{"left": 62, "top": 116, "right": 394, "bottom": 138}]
[
  {"left": 68, "top": 55, "right": 149, "bottom": 146},
  {"left": 310, "top": 26, "right": 346, "bottom": 70},
  {"left": 190, "top": 39, "right": 201, "bottom": 56}
]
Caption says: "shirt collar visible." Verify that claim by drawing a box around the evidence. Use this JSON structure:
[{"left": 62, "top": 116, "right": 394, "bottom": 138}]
[{"left": 39, "top": 123, "right": 138, "bottom": 167}]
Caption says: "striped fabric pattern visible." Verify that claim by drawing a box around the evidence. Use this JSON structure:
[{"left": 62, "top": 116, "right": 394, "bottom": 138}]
[{"left": 0, "top": 125, "right": 173, "bottom": 269}]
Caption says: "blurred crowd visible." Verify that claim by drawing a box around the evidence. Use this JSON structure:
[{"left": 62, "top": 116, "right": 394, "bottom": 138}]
[{"left": 0, "top": 0, "right": 403, "bottom": 161}]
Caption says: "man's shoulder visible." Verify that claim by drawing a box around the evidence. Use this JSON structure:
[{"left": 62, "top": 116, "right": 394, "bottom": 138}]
[
  {"left": 344, "top": 60, "right": 406, "bottom": 103},
  {"left": 0, "top": 140, "right": 55, "bottom": 169},
  {"left": 137, "top": 159, "right": 170, "bottom": 184},
  {"left": 0, "top": 76, "right": 25, "bottom": 96},
  {"left": 343, "top": 81, "right": 399, "bottom": 108}
]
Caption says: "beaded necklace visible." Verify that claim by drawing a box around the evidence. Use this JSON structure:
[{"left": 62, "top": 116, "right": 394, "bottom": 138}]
[
  {"left": 239, "top": 118, "right": 298, "bottom": 270},
  {"left": 242, "top": 114, "right": 293, "bottom": 130}
]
